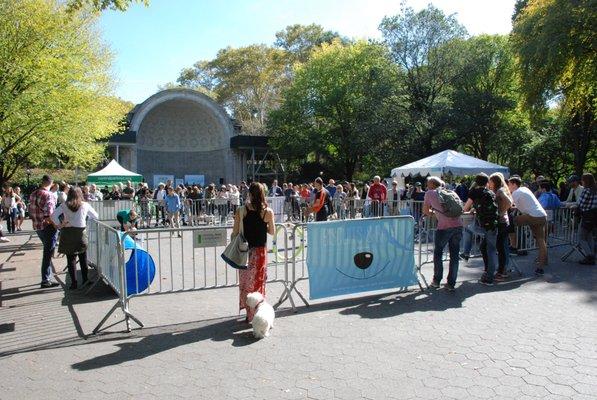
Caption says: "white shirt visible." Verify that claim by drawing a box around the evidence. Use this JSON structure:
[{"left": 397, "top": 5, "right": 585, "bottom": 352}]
[
  {"left": 57, "top": 191, "right": 67, "bottom": 205},
  {"left": 156, "top": 189, "right": 166, "bottom": 202},
  {"left": 512, "top": 186, "right": 547, "bottom": 218},
  {"left": 566, "top": 185, "right": 584, "bottom": 204},
  {"left": 51, "top": 202, "right": 99, "bottom": 228},
  {"left": 88, "top": 190, "right": 103, "bottom": 201},
  {"left": 2, "top": 195, "right": 16, "bottom": 209},
  {"left": 229, "top": 191, "right": 240, "bottom": 206}
]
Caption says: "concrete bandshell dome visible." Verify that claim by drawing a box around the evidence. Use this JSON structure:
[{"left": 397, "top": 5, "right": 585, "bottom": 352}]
[{"left": 128, "top": 88, "right": 240, "bottom": 185}]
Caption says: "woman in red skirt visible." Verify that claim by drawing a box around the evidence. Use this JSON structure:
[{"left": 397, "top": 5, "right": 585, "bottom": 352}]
[{"left": 233, "top": 182, "right": 275, "bottom": 322}]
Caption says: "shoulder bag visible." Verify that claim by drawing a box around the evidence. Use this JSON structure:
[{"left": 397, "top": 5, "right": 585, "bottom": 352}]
[{"left": 221, "top": 206, "right": 249, "bottom": 269}]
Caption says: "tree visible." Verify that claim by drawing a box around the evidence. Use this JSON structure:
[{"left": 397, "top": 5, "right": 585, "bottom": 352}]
[
  {"left": 268, "top": 41, "right": 403, "bottom": 181},
  {"left": 520, "top": 120, "right": 574, "bottom": 184},
  {"left": 274, "top": 24, "right": 345, "bottom": 64},
  {"left": 380, "top": 4, "right": 467, "bottom": 159},
  {"left": 67, "top": 0, "right": 148, "bottom": 12},
  {"left": 177, "top": 45, "right": 288, "bottom": 134},
  {"left": 511, "top": 0, "right": 596, "bottom": 175},
  {"left": 448, "top": 35, "right": 523, "bottom": 160},
  {"left": 0, "top": 0, "right": 128, "bottom": 185}
]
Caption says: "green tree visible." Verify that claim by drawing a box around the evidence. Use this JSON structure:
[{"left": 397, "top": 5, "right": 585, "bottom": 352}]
[
  {"left": 448, "top": 35, "right": 523, "bottom": 160},
  {"left": 274, "top": 23, "right": 345, "bottom": 64},
  {"left": 268, "top": 41, "right": 402, "bottom": 181},
  {"left": 380, "top": 4, "right": 467, "bottom": 159},
  {"left": 67, "top": 0, "right": 148, "bottom": 12},
  {"left": 0, "top": 0, "right": 128, "bottom": 185},
  {"left": 511, "top": 0, "right": 596, "bottom": 175},
  {"left": 177, "top": 45, "right": 288, "bottom": 134}
]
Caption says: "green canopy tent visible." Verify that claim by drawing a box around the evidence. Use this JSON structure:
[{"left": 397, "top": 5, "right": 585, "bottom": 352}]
[{"left": 87, "top": 159, "right": 143, "bottom": 187}]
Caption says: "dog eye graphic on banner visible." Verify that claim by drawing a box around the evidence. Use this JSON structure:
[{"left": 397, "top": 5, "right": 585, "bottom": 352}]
[{"left": 334, "top": 251, "right": 391, "bottom": 280}]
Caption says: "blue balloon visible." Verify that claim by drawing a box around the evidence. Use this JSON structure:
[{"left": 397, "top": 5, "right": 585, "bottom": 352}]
[{"left": 125, "top": 248, "right": 156, "bottom": 296}]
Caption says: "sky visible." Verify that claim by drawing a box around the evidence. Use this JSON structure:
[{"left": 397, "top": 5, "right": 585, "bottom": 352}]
[{"left": 99, "top": 0, "right": 518, "bottom": 104}]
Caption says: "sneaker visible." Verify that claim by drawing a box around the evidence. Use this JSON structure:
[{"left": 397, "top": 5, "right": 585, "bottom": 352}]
[
  {"left": 429, "top": 280, "right": 441, "bottom": 289},
  {"left": 40, "top": 281, "right": 60, "bottom": 288},
  {"left": 509, "top": 246, "right": 518, "bottom": 255},
  {"left": 517, "top": 250, "right": 528, "bottom": 256},
  {"left": 494, "top": 272, "right": 509, "bottom": 281},
  {"left": 579, "top": 257, "right": 595, "bottom": 266},
  {"left": 459, "top": 253, "right": 469, "bottom": 262},
  {"left": 444, "top": 283, "right": 455, "bottom": 292},
  {"left": 479, "top": 277, "right": 494, "bottom": 286},
  {"left": 534, "top": 268, "right": 545, "bottom": 276},
  {"left": 0, "top": 237, "right": 10, "bottom": 243}
]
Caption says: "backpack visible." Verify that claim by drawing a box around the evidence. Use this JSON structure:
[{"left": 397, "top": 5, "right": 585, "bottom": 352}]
[
  {"left": 324, "top": 189, "right": 334, "bottom": 215},
  {"left": 437, "top": 189, "right": 464, "bottom": 218},
  {"left": 474, "top": 189, "right": 498, "bottom": 230}
]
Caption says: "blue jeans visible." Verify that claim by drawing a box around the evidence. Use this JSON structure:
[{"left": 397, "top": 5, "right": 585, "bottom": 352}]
[
  {"left": 433, "top": 227, "right": 462, "bottom": 286},
  {"left": 462, "top": 222, "right": 498, "bottom": 281},
  {"left": 36, "top": 226, "right": 57, "bottom": 283}
]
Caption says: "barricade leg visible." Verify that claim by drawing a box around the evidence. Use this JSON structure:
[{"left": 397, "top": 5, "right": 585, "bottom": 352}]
[{"left": 92, "top": 300, "right": 122, "bottom": 334}]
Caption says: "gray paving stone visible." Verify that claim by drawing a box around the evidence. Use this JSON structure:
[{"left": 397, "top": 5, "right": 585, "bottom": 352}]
[{"left": 0, "top": 225, "right": 595, "bottom": 400}]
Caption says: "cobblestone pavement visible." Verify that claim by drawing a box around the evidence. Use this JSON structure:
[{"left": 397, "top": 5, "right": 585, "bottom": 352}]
[{"left": 0, "top": 222, "right": 595, "bottom": 400}]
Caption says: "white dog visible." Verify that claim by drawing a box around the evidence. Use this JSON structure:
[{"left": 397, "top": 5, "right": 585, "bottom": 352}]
[{"left": 246, "top": 292, "right": 275, "bottom": 339}]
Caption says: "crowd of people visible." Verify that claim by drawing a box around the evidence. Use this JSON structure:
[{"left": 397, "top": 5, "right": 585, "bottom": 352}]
[
  {"left": 3, "top": 169, "right": 595, "bottom": 294},
  {"left": 423, "top": 172, "right": 596, "bottom": 291}
]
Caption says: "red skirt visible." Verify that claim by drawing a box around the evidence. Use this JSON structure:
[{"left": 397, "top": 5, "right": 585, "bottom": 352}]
[{"left": 238, "top": 247, "right": 267, "bottom": 321}]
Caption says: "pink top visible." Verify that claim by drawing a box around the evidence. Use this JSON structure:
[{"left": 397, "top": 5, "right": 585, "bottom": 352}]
[{"left": 424, "top": 190, "right": 463, "bottom": 230}]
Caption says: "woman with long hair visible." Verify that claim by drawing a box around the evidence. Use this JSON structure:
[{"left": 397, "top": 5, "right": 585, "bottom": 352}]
[
  {"left": 489, "top": 173, "right": 513, "bottom": 280},
  {"left": 578, "top": 173, "right": 596, "bottom": 265},
  {"left": 51, "top": 187, "right": 98, "bottom": 289},
  {"left": 2, "top": 187, "right": 20, "bottom": 234},
  {"left": 233, "top": 182, "right": 274, "bottom": 322}
]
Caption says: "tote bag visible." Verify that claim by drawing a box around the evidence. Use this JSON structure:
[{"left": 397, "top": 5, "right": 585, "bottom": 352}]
[{"left": 221, "top": 206, "right": 249, "bottom": 269}]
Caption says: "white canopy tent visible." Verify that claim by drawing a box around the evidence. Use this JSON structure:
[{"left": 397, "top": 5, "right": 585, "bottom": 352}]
[
  {"left": 87, "top": 159, "right": 143, "bottom": 187},
  {"left": 391, "top": 150, "right": 509, "bottom": 178}
]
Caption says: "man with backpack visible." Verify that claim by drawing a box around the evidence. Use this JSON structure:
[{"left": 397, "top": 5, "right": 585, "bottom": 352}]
[
  {"left": 461, "top": 173, "right": 500, "bottom": 285},
  {"left": 423, "top": 176, "right": 464, "bottom": 291}
]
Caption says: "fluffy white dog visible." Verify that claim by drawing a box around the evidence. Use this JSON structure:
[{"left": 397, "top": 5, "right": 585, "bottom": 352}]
[{"left": 246, "top": 292, "right": 275, "bottom": 339}]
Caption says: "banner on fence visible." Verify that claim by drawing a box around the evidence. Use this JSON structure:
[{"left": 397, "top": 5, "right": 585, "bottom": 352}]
[{"left": 306, "top": 217, "right": 418, "bottom": 299}]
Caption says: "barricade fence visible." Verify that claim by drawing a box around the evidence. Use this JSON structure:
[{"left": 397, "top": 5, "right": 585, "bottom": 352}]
[
  {"left": 89, "top": 197, "right": 285, "bottom": 227},
  {"left": 86, "top": 204, "right": 580, "bottom": 334},
  {"left": 93, "top": 199, "right": 136, "bottom": 221},
  {"left": 89, "top": 220, "right": 294, "bottom": 333},
  {"left": 417, "top": 207, "right": 579, "bottom": 270}
]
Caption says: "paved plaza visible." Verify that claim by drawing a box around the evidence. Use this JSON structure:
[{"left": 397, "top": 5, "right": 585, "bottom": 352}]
[{"left": 0, "top": 221, "right": 596, "bottom": 400}]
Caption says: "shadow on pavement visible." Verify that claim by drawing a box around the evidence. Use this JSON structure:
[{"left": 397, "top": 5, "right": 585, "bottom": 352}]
[
  {"left": 71, "top": 316, "right": 255, "bottom": 371},
  {"left": 70, "top": 277, "right": 534, "bottom": 371}
]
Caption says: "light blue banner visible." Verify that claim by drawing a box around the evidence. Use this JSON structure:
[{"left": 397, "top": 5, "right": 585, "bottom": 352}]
[{"left": 306, "top": 217, "right": 418, "bottom": 300}]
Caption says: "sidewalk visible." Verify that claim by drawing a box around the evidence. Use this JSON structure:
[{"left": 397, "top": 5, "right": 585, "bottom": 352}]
[{"left": 0, "top": 221, "right": 595, "bottom": 399}]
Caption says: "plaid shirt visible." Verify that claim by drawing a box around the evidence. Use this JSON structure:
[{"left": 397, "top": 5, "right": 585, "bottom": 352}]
[
  {"left": 578, "top": 187, "right": 597, "bottom": 212},
  {"left": 28, "top": 188, "right": 56, "bottom": 230}
]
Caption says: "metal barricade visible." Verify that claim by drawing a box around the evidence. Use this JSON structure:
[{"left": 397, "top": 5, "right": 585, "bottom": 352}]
[
  {"left": 91, "top": 199, "right": 136, "bottom": 221},
  {"left": 90, "top": 222, "right": 293, "bottom": 334}
]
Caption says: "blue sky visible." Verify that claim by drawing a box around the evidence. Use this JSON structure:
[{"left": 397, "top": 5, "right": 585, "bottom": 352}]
[{"left": 99, "top": 0, "right": 517, "bottom": 104}]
